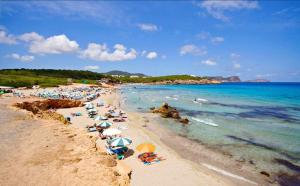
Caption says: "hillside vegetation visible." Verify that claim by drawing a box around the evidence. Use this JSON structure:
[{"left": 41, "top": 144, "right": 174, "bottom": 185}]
[
  {"left": 0, "top": 69, "right": 213, "bottom": 88},
  {"left": 0, "top": 69, "right": 104, "bottom": 87}
]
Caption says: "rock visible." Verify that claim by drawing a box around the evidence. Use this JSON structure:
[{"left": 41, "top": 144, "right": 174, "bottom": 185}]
[
  {"left": 15, "top": 99, "right": 82, "bottom": 124},
  {"left": 260, "top": 171, "right": 270, "bottom": 177},
  {"left": 151, "top": 102, "right": 189, "bottom": 124},
  {"left": 149, "top": 107, "right": 155, "bottom": 110},
  {"left": 179, "top": 118, "right": 189, "bottom": 124}
]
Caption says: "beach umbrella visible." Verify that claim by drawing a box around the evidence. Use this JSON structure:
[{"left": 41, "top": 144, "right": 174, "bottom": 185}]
[
  {"left": 96, "top": 121, "right": 112, "bottom": 128},
  {"left": 109, "top": 137, "right": 132, "bottom": 147},
  {"left": 86, "top": 104, "right": 94, "bottom": 109},
  {"left": 111, "top": 112, "right": 120, "bottom": 117},
  {"left": 103, "top": 128, "right": 121, "bottom": 136},
  {"left": 136, "top": 143, "right": 156, "bottom": 153},
  {"left": 88, "top": 108, "right": 97, "bottom": 113},
  {"left": 95, "top": 116, "right": 108, "bottom": 121}
]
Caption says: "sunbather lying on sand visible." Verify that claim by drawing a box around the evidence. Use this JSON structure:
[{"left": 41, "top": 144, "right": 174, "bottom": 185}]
[{"left": 138, "top": 152, "right": 166, "bottom": 165}]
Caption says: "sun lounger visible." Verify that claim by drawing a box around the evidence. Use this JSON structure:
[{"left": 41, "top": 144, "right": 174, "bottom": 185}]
[
  {"left": 106, "top": 146, "right": 115, "bottom": 155},
  {"left": 87, "top": 127, "right": 97, "bottom": 132},
  {"left": 117, "top": 153, "right": 125, "bottom": 160},
  {"left": 113, "top": 118, "right": 125, "bottom": 122},
  {"left": 117, "top": 126, "right": 128, "bottom": 130}
]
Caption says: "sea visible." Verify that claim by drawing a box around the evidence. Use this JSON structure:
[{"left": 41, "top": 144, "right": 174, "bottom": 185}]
[{"left": 120, "top": 83, "right": 300, "bottom": 177}]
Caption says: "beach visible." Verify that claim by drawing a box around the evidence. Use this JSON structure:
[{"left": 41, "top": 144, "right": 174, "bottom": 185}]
[{"left": 0, "top": 84, "right": 279, "bottom": 185}]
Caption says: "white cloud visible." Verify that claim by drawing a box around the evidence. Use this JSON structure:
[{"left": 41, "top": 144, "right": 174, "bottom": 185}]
[
  {"left": 201, "top": 59, "right": 217, "bottom": 66},
  {"left": 29, "top": 34, "right": 79, "bottom": 54},
  {"left": 200, "top": 0, "right": 259, "bottom": 21},
  {"left": 146, "top": 52, "right": 158, "bottom": 59},
  {"left": 211, "top": 36, "right": 224, "bottom": 44},
  {"left": 0, "top": 30, "right": 17, "bottom": 44},
  {"left": 233, "top": 63, "right": 241, "bottom": 69},
  {"left": 141, "top": 50, "right": 147, "bottom": 56},
  {"left": 8, "top": 53, "right": 35, "bottom": 62},
  {"left": 196, "top": 31, "right": 210, "bottom": 40},
  {"left": 80, "top": 43, "right": 137, "bottom": 62},
  {"left": 230, "top": 53, "right": 241, "bottom": 69},
  {"left": 19, "top": 32, "right": 44, "bottom": 42},
  {"left": 180, "top": 44, "right": 207, "bottom": 56},
  {"left": 138, "top": 23, "right": 158, "bottom": 32},
  {"left": 230, "top": 53, "right": 240, "bottom": 60},
  {"left": 1, "top": 1, "right": 126, "bottom": 25},
  {"left": 84, "top": 65, "right": 99, "bottom": 70}
]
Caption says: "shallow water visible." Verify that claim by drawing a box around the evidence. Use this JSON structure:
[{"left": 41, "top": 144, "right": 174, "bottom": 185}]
[{"left": 120, "top": 83, "right": 300, "bottom": 175}]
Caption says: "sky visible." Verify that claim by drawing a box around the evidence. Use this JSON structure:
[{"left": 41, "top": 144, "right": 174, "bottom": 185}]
[{"left": 0, "top": 0, "right": 300, "bottom": 81}]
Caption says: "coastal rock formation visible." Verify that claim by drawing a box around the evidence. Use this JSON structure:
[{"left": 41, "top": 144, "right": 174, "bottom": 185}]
[
  {"left": 15, "top": 99, "right": 82, "bottom": 113},
  {"left": 15, "top": 99, "right": 83, "bottom": 124},
  {"left": 151, "top": 102, "right": 189, "bottom": 124}
]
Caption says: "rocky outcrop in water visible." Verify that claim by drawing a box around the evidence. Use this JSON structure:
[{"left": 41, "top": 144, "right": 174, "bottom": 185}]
[{"left": 151, "top": 102, "right": 189, "bottom": 124}]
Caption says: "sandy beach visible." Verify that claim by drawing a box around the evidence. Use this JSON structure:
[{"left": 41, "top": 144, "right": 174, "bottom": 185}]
[{"left": 0, "top": 84, "right": 272, "bottom": 186}]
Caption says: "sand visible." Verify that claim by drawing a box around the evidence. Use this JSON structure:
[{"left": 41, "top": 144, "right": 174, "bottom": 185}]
[
  {"left": 0, "top": 85, "right": 271, "bottom": 186},
  {"left": 56, "top": 87, "right": 259, "bottom": 186},
  {"left": 0, "top": 96, "right": 130, "bottom": 186}
]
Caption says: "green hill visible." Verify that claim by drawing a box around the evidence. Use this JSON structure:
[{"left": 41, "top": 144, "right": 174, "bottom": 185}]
[
  {"left": 104, "top": 70, "right": 147, "bottom": 77},
  {"left": 0, "top": 69, "right": 109, "bottom": 88}
]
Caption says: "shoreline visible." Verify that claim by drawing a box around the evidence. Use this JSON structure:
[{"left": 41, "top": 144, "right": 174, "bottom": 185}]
[
  {"left": 117, "top": 99, "right": 272, "bottom": 185},
  {"left": 0, "top": 84, "right": 275, "bottom": 185}
]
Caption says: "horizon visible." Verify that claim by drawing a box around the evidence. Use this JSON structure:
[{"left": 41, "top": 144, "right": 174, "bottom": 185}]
[{"left": 1, "top": 1, "right": 300, "bottom": 82}]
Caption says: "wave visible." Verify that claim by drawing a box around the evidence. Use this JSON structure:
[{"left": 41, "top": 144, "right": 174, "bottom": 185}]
[
  {"left": 197, "top": 98, "right": 208, "bottom": 102},
  {"left": 191, "top": 117, "right": 219, "bottom": 127},
  {"left": 166, "top": 96, "right": 179, "bottom": 100}
]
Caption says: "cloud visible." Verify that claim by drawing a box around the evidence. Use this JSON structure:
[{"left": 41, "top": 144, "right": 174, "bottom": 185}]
[
  {"left": 80, "top": 43, "right": 137, "bottom": 62},
  {"left": 19, "top": 32, "right": 44, "bottom": 42},
  {"left": 0, "top": 30, "right": 17, "bottom": 44},
  {"left": 273, "top": 8, "right": 291, "bottom": 16},
  {"left": 196, "top": 31, "right": 210, "bottom": 40},
  {"left": 233, "top": 63, "right": 241, "bottom": 69},
  {"left": 201, "top": 59, "right": 217, "bottom": 66},
  {"left": 230, "top": 53, "right": 241, "bottom": 69},
  {"left": 146, "top": 52, "right": 158, "bottom": 59},
  {"left": 230, "top": 53, "right": 240, "bottom": 60},
  {"left": 138, "top": 23, "right": 158, "bottom": 32},
  {"left": 161, "top": 55, "right": 167, "bottom": 59},
  {"left": 0, "top": 1, "right": 126, "bottom": 25},
  {"left": 180, "top": 44, "right": 207, "bottom": 56},
  {"left": 196, "top": 32, "right": 224, "bottom": 45},
  {"left": 8, "top": 53, "right": 35, "bottom": 62},
  {"left": 199, "top": 0, "right": 259, "bottom": 21},
  {"left": 84, "top": 65, "right": 99, "bottom": 70},
  {"left": 29, "top": 34, "right": 79, "bottom": 54},
  {"left": 211, "top": 36, "right": 224, "bottom": 44},
  {"left": 141, "top": 50, "right": 147, "bottom": 56}
]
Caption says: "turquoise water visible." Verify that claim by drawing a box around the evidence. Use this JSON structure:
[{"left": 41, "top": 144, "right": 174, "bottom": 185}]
[{"left": 121, "top": 83, "right": 300, "bottom": 174}]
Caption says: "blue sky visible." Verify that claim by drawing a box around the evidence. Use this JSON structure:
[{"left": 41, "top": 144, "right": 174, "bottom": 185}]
[{"left": 0, "top": 1, "right": 300, "bottom": 81}]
